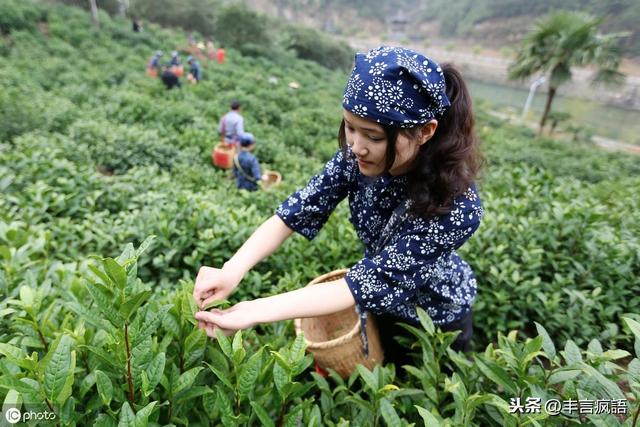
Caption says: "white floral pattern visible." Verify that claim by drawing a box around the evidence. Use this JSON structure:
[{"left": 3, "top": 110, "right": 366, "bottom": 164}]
[
  {"left": 343, "top": 46, "right": 450, "bottom": 128},
  {"left": 276, "top": 149, "right": 483, "bottom": 327}
]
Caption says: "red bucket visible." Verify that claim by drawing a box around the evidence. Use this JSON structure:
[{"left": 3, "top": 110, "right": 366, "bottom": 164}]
[
  {"left": 171, "top": 65, "right": 184, "bottom": 77},
  {"left": 212, "top": 143, "right": 235, "bottom": 169}
]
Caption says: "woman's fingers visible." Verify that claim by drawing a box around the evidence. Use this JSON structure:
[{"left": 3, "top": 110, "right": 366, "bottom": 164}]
[{"left": 195, "top": 310, "right": 219, "bottom": 323}]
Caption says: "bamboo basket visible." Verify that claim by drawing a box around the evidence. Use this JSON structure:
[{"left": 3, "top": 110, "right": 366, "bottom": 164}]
[
  {"left": 261, "top": 170, "right": 282, "bottom": 190},
  {"left": 294, "top": 269, "right": 384, "bottom": 378}
]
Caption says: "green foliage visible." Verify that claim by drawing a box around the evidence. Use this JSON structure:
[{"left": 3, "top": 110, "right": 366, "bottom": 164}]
[
  {"left": 509, "top": 12, "right": 627, "bottom": 88},
  {"left": 508, "top": 11, "right": 627, "bottom": 132},
  {"left": 0, "top": 0, "right": 44, "bottom": 35},
  {"left": 421, "top": 0, "right": 639, "bottom": 56},
  {"left": 283, "top": 25, "right": 353, "bottom": 70},
  {"left": 213, "top": 4, "right": 272, "bottom": 56},
  {"left": 0, "top": 1, "right": 638, "bottom": 425}
]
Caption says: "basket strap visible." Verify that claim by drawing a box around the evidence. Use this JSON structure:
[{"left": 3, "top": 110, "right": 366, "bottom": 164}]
[
  {"left": 233, "top": 154, "right": 258, "bottom": 183},
  {"left": 358, "top": 199, "right": 411, "bottom": 358}
]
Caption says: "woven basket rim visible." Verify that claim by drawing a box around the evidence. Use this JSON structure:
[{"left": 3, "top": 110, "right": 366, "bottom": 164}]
[
  {"left": 264, "top": 170, "right": 282, "bottom": 183},
  {"left": 294, "top": 269, "right": 362, "bottom": 350}
]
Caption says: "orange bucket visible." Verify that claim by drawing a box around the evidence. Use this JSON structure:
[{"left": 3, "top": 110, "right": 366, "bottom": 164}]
[
  {"left": 146, "top": 68, "right": 157, "bottom": 78},
  {"left": 171, "top": 65, "right": 184, "bottom": 77},
  {"left": 212, "top": 143, "right": 235, "bottom": 169}
]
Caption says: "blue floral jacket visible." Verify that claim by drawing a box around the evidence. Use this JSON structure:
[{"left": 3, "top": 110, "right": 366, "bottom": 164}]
[{"left": 276, "top": 149, "right": 483, "bottom": 328}]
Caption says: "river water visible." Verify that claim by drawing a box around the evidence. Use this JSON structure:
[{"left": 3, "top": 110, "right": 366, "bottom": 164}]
[{"left": 468, "top": 79, "right": 640, "bottom": 146}]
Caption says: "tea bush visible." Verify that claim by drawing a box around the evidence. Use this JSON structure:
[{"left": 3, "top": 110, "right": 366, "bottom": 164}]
[{"left": 0, "top": 1, "right": 638, "bottom": 425}]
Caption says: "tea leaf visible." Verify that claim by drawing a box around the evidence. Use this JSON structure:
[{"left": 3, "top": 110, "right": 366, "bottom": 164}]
[
  {"left": 215, "top": 329, "right": 233, "bottom": 359},
  {"left": 415, "top": 405, "right": 443, "bottom": 426},
  {"left": 283, "top": 404, "right": 303, "bottom": 427},
  {"left": 356, "top": 364, "right": 379, "bottom": 392},
  {"left": 184, "top": 328, "right": 207, "bottom": 368},
  {"left": 232, "top": 330, "right": 246, "bottom": 365},
  {"left": 95, "top": 370, "right": 113, "bottom": 406},
  {"left": 580, "top": 364, "right": 625, "bottom": 400},
  {"left": 547, "top": 368, "right": 581, "bottom": 385},
  {"left": 215, "top": 385, "right": 234, "bottom": 417},
  {"left": 132, "top": 304, "right": 172, "bottom": 347},
  {"left": 250, "top": 401, "right": 274, "bottom": 427},
  {"left": 175, "top": 386, "right": 213, "bottom": 403},
  {"left": 238, "top": 349, "right": 262, "bottom": 401},
  {"left": 379, "top": 398, "right": 402, "bottom": 427},
  {"left": 135, "top": 401, "right": 157, "bottom": 425},
  {"left": 19, "top": 285, "right": 34, "bottom": 308},
  {"left": 474, "top": 356, "right": 518, "bottom": 395},
  {"left": 173, "top": 366, "right": 203, "bottom": 396},
  {"left": 104, "top": 258, "right": 127, "bottom": 290},
  {"left": 206, "top": 362, "right": 234, "bottom": 390},
  {"left": 601, "top": 349, "right": 630, "bottom": 360},
  {"left": 119, "top": 290, "right": 151, "bottom": 321},
  {"left": 0, "top": 343, "right": 33, "bottom": 370},
  {"left": 88, "top": 264, "right": 111, "bottom": 287},
  {"left": 43, "top": 334, "right": 76, "bottom": 404},
  {"left": 145, "top": 352, "right": 165, "bottom": 394},
  {"left": 416, "top": 307, "right": 435, "bottom": 335},
  {"left": 134, "top": 236, "right": 156, "bottom": 258},
  {"left": 79, "top": 371, "right": 96, "bottom": 398},
  {"left": 118, "top": 401, "right": 135, "bottom": 427},
  {"left": 534, "top": 322, "right": 556, "bottom": 361},
  {"left": 290, "top": 332, "right": 307, "bottom": 365},
  {"left": 86, "top": 282, "right": 124, "bottom": 328},
  {"left": 202, "top": 299, "right": 231, "bottom": 311},
  {"left": 563, "top": 340, "right": 582, "bottom": 365},
  {"left": 628, "top": 358, "right": 640, "bottom": 395},
  {"left": 273, "top": 361, "right": 289, "bottom": 398},
  {"left": 623, "top": 317, "right": 640, "bottom": 343}
]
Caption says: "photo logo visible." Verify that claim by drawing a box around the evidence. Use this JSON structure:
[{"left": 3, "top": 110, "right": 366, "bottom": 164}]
[{"left": 5, "top": 408, "right": 21, "bottom": 424}]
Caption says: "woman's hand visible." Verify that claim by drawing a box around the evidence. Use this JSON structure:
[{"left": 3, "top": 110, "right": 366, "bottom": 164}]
[
  {"left": 195, "top": 301, "right": 259, "bottom": 337},
  {"left": 193, "top": 266, "right": 243, "bottom": 309}
]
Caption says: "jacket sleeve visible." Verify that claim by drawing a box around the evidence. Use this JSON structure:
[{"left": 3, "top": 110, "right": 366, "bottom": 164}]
[
  {"left": 344, "top": 190, "right": 483, "bottom": 315},
  {"left": 251, "top": 156, "right": 262, "bottom": 181},
  {"left": 276, "top": 149, "right": 354, "bottom": 240}
]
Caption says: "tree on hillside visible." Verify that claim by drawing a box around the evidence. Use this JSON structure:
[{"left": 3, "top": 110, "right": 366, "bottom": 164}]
[
  {"left": 88, "top": 0, "right": 99, "bottom": 27},
  {"left": 508, "top": 12, "right": 627, "bottom": 136}
]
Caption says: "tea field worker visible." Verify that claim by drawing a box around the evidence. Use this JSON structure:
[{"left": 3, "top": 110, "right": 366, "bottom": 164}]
[
  {"left": 216, "top": 46, "right": 225, "bottom": 64},
  {"left": 206, "top": 40, "right": 216, "bottom": 60},
  {"left": 194, "top": 46, "right": 483, "bottom": 368},
  {"left": 169, "top": 50, "right": 182, "bottom": 66},
  {"left": 160, "top": 66, "right": 181, "bottom": 90},
  {"left": 187, "top": 56, "right": 202, "bottom": 83},
  {"left": 218, "top": 100, "right": 244, "bottom": 145},
  {"left": 132, "top": 17, "right": 143, "bottom": 33},
  {"left": 148, "top": 50, "right": 162, "bottom": 70},
  {"left": 231, "top": 133, "right": 263, "bottom": 191}
]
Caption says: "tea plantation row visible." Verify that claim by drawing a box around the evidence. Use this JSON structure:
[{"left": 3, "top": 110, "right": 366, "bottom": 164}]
[{"left": 0, "top": 1, "right": 639, "bottom": 426}]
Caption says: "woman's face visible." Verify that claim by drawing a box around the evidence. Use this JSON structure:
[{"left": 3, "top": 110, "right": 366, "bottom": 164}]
[{"left": 343, "top": 110, "right": 433, "bottom": 177}]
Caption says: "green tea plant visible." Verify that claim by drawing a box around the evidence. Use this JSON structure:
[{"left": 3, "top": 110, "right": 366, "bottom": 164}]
[{"left": 0, "top": 1, "right": 639, "bottom": 424}]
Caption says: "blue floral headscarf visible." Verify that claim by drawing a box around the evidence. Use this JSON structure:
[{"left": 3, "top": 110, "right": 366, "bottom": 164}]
[{"left": 342, "top": 46, "right": 450, "bottom": 128}]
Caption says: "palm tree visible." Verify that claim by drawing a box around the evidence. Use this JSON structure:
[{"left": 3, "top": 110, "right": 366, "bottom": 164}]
[{"left": 509, "top": 12, "right": 627, "bottom": 136}]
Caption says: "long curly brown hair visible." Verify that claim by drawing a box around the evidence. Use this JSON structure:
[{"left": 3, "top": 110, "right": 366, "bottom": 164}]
[{"left": 338, "top": 63, "right": 483, "bottom": 218}]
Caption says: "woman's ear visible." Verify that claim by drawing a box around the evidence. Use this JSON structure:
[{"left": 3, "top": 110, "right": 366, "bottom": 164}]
[{"left": 419, "top": 120, "right": 438, "bottom": 145}]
